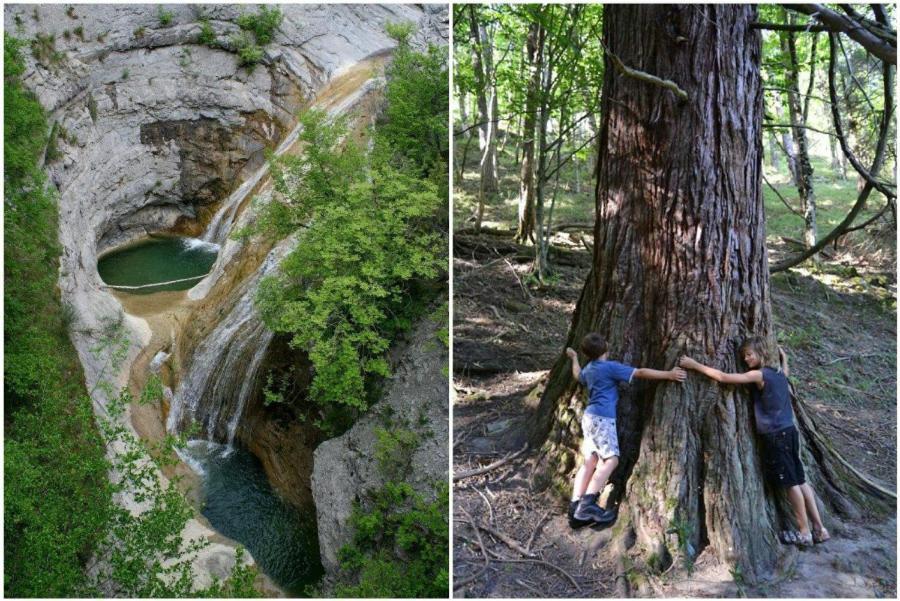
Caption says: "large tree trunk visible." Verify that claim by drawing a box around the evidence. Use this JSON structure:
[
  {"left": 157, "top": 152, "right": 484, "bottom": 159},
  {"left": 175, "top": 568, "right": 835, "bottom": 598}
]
[
  {"left": 528, "top": 5, "right": 891, "bottom": 585},
  {"left": 781, "top": 19, "right": 818, "bottom": 254},
  {"left": 515, "top": 19, "right": 542, "bottom": 244}
]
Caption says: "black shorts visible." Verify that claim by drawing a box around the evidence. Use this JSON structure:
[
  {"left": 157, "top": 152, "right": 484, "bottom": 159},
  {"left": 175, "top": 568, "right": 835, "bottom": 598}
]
[{"left": 759, "top": 426, "right": 806, "bottom": 488}]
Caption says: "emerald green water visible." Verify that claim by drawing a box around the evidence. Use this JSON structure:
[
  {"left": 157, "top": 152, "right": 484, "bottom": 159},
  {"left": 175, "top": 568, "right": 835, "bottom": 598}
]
[
  {"left": 180, "top": 441, "right": 324, "bottom": 595},
  {"left": 97, "top": 237, "right": 218, "bottom": 294}
]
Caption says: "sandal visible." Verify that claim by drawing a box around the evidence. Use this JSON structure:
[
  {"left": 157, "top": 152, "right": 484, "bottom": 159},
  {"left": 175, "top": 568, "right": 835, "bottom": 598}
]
[
  {"left": 781, "top": 530, "right": 813, "bottom": 547},
  {"left": 812, "top": 526, "right": 831, "bottom": 544}
]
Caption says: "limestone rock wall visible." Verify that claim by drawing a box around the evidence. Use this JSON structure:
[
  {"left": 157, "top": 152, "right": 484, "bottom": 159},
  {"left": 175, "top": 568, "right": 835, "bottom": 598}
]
[{"left": 311, "top": 313, "right": 450, "bottom": 574}]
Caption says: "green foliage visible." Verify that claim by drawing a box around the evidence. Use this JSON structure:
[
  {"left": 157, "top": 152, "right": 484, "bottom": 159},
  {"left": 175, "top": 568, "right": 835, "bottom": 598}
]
[
  {"left": 73, "top": 25, "right": 85, "bottom": 42},
  {"left": 374, "top": 427, "right": 419, "bottom": 480},
  {"left": 133, "top": 26, "right": 145, "bottom": 39},
  {"left": 385, "top": 21, "right": 414, "bottom": 44},
  {"left": 30, "top": 32, "right": 62, "bottom": 65},
  {"left": 335, "top": 481, "right": 449, "bottom": 598},
  {"left": 158, "top": 6, "right": 174, "bottom": 27},
  {"left": 375, "top": 27, "right": 449, "bottom": 193},
  {"left": 121, "top": 68, "right": 129, "bottom": 80},
  {"left": 197, "top": 19, "right": 217, "bottom": 47},
  {"left": 253, "top": 109, "right": 446, "bottom": 417},
  {"left": 236, "top": 6, "right": 282, "bottom": 46},
  {"left": 231, "top": 31, "right": 263, "bottom": 69}
]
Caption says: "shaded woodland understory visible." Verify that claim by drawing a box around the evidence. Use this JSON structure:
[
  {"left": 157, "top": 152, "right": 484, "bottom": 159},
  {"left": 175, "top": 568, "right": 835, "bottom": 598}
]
[{"left": 453, "top": 3, "right": 895, "bottom": 598}]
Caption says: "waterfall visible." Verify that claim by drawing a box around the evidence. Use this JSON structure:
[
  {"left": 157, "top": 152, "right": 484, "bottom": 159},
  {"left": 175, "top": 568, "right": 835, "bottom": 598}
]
[
  {"left": 174, "top": 63, "right": 384, "bottom": 454},
  {"left": 201, "top": 123, "right": 304, "bottom": 245},
  {"left": 168, "top": 238, "right": 295, "bottom": 446},
  {"left": 200, "top": 77, "right": 381, "bottom": 245}
]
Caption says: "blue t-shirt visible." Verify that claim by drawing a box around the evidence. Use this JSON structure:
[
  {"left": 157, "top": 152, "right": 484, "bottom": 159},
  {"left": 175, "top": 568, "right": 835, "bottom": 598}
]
[{"left": 579, "top": 359, "right": 636, "bottom": 419}]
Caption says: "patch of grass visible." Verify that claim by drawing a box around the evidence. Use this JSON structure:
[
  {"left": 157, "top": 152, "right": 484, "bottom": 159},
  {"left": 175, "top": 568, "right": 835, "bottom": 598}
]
[
  {"left": 157, "top": 6, "right": 174, "bottom": 27},
  {"left": 777, "top": 324, "right": 817, "bottom": 350},
  {"left": 121, "top": 68, "right": 129, "bottom": 80},
  {"left": 133, "top": 26, "right": 145, "bottom": 39},
  {"left": 73, "top": 26, "right": 85, "bottom": 42},
  {"left": 30, "top": 32, "right": 63, "bottom": 66},
  {"left": 86, "top": 93, "right": 97, "bottom": 123},
  {"left": 197, "top": 19, "right": 217, "bottom": 47}
]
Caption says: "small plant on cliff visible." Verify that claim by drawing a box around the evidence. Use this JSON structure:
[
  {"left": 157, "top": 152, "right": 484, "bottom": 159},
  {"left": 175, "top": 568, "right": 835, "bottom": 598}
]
[
  {"left": 197, "top": 19, "right": 217, "bottom": 47},
  {"left": 236, "top": 5, "right": 282, "bottom": 45},
  {"left": 30, "top": 32, "right": 63, "bottom": 66},
  {"left": 157, "top": 6, "right": 174, "bottom": 27},
  {"left": 330, "top": 425, "right": 448, "bottom": 597},
  {"left": 73, "top": 25, "right": 85, "bottom": 42},
  {"left": 230, "top": 31, "right": 263, "bottom": 70},
  {"left": 133, "top": 26, "right": 145, "bottom": 39}
]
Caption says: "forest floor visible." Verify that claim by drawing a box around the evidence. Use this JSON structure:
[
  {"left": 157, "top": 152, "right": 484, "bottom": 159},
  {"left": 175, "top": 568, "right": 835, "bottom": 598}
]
[{"left": 452, "top": 155, "right": 896, "bottom": 597}]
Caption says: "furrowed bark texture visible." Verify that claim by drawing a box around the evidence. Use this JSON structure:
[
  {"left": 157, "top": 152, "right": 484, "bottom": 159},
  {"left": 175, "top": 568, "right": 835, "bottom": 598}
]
[{"left": 528, "top": 4, "right": 891, "bottom": 583}]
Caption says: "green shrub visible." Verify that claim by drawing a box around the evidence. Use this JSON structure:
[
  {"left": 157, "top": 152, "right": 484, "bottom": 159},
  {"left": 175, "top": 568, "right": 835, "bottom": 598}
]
[
  {"left": 158, "top": 6, "right": 174, "bottom": 27},
  {"left": 253, "top": 111, "right": 446, "bottom": 415},
  {"left": 335, "top": 481, "right": 449, "bottom": 598},
  {"left": 236, "top": 6, "right": 282, "bottom": 45},
  {"left": 86, "top": 92, "right": 97, "bottom": 122},
  {"left": 133, "top": 26, "right": 145, "bottom": 39},
  {"left": 374, "top": 427, "right": 419, "bottom": 480},
  {"left": 73, "top": 25, "right": 85, "bottom": 41},
  {"left": 197, "top": 19, "right": 217, "bottom": 47}
]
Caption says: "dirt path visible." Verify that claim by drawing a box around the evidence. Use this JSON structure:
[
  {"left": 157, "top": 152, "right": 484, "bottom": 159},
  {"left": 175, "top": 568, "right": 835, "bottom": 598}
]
[{"left": 452, "top": 231, "right": 896, "bottom": 598}]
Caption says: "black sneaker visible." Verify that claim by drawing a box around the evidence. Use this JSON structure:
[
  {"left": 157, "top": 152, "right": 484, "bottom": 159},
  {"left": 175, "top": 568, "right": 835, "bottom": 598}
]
[
  {"left": 573, "top": 493, "right": 607, "bottom": 522},
  {"left": 568, "top": 500, "right": 592, "bottom": 529}
]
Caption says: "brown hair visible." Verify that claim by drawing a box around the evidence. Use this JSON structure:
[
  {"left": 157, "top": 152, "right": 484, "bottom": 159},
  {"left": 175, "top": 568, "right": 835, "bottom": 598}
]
[
  {"left": 738, "top": 336, "right": 768, "bottom": 367},
  {"left": 580, "top": 332, "right": 608, "bottom": 361}
]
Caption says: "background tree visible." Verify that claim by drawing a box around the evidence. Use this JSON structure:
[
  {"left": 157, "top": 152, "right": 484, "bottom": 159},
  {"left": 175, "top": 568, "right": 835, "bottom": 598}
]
[{"left": 529, "top": 4, "right": 893, "bottom": 583}]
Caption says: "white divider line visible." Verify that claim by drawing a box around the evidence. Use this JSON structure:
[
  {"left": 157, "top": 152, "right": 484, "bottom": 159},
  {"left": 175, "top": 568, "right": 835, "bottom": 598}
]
[{"left": 102, "top": 274, "right": 208, "bottom": 290}]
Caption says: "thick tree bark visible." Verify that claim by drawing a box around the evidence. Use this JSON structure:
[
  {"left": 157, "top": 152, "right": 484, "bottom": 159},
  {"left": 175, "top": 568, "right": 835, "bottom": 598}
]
[
  {"left": 515, "top": 20, "right": 542, "bottom": 244},
  {"left": 528, "top": 5, "right": 891, "bottom": 584},
  {"left": 781, "top": 20, "right": 818, "bottom": 253}
]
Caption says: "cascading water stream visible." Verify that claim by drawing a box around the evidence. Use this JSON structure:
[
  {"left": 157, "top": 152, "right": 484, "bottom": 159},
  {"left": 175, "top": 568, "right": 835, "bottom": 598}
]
[
  {"left": 201, "top": 76, "right": 379, "bottom": 245},
  {"left": 167, "top": 237, "right": 295, "bottom": 446}
]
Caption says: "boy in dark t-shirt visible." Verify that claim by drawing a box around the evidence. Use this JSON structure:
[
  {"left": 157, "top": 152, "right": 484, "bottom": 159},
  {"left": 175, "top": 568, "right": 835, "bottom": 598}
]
[
  {"left": 679, "top": 336, "right": 831, "bottom": 546},
  {"left": 566, "top": 333, "right": 686, "bottom": 527}
]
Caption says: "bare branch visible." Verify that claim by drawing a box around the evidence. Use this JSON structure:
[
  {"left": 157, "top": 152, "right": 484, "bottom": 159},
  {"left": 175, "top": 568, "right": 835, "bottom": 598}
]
[
  {"left": 787, "top": 4, "right": 896, "bottom": 64},
  {"left": 770, "top": 36, "right": 894, "bottom": 272},
  {"left": 763, "top": 173, "right": 804, "bottom": 217},
  {"left": 602, "top": 41, "right": 689, "bottom": 102}
]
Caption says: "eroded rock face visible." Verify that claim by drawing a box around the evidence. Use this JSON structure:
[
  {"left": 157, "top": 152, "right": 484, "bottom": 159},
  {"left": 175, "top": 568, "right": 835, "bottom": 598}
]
[
  {"left": 3, "top": 3, "right": 445, "bottom": 592},
  {"left": 311, "top": 313, "right": 449, "bottom": 574}
]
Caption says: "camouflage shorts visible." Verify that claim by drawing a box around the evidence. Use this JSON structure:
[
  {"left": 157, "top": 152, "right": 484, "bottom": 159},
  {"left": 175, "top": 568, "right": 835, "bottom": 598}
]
[{"left": 581, "top": 413, "right": 619, "bottom": 459}]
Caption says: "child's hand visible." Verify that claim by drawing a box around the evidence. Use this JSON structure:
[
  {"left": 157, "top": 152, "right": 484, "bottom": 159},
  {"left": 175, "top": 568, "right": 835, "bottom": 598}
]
[
  {"left": 565, "top": 347, "right": 578, "bottom": 359},
  {"left": 670, "top": 367, "right": 687, "bottom": 382},
  {"left": 679, "top": 356, "right": 698, "bottom": 370}
]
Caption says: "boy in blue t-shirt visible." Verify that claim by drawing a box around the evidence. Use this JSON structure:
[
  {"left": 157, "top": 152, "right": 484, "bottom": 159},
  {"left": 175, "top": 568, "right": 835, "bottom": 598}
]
[{"left": 566, "top": 332, "right": 686, "bottom": 527}]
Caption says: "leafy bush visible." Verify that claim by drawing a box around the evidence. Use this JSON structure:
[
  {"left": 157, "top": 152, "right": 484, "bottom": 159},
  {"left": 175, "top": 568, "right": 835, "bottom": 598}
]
[
  {"left": 236, "top": 6, "right": 282, "bottom": 45},
  {"left": 335, "top": 480, "right": 449, "bottom": 597},
  {"left": 253, "top": 110, "right": 446, "bottom": 416},
  {"left": 197, "top": 19, "right": 217, "bottom": 47}
]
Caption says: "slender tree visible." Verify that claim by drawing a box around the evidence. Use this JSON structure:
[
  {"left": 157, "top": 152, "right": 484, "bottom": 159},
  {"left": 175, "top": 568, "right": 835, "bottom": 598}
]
[{"left": 530, "top": 4, "right": 892, "bottom": 584}]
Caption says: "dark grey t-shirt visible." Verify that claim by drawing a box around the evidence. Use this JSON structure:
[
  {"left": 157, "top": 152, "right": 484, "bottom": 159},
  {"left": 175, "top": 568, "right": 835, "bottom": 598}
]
[{"left": 749, "top": 367, "right": 795, "bottom": 434}]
